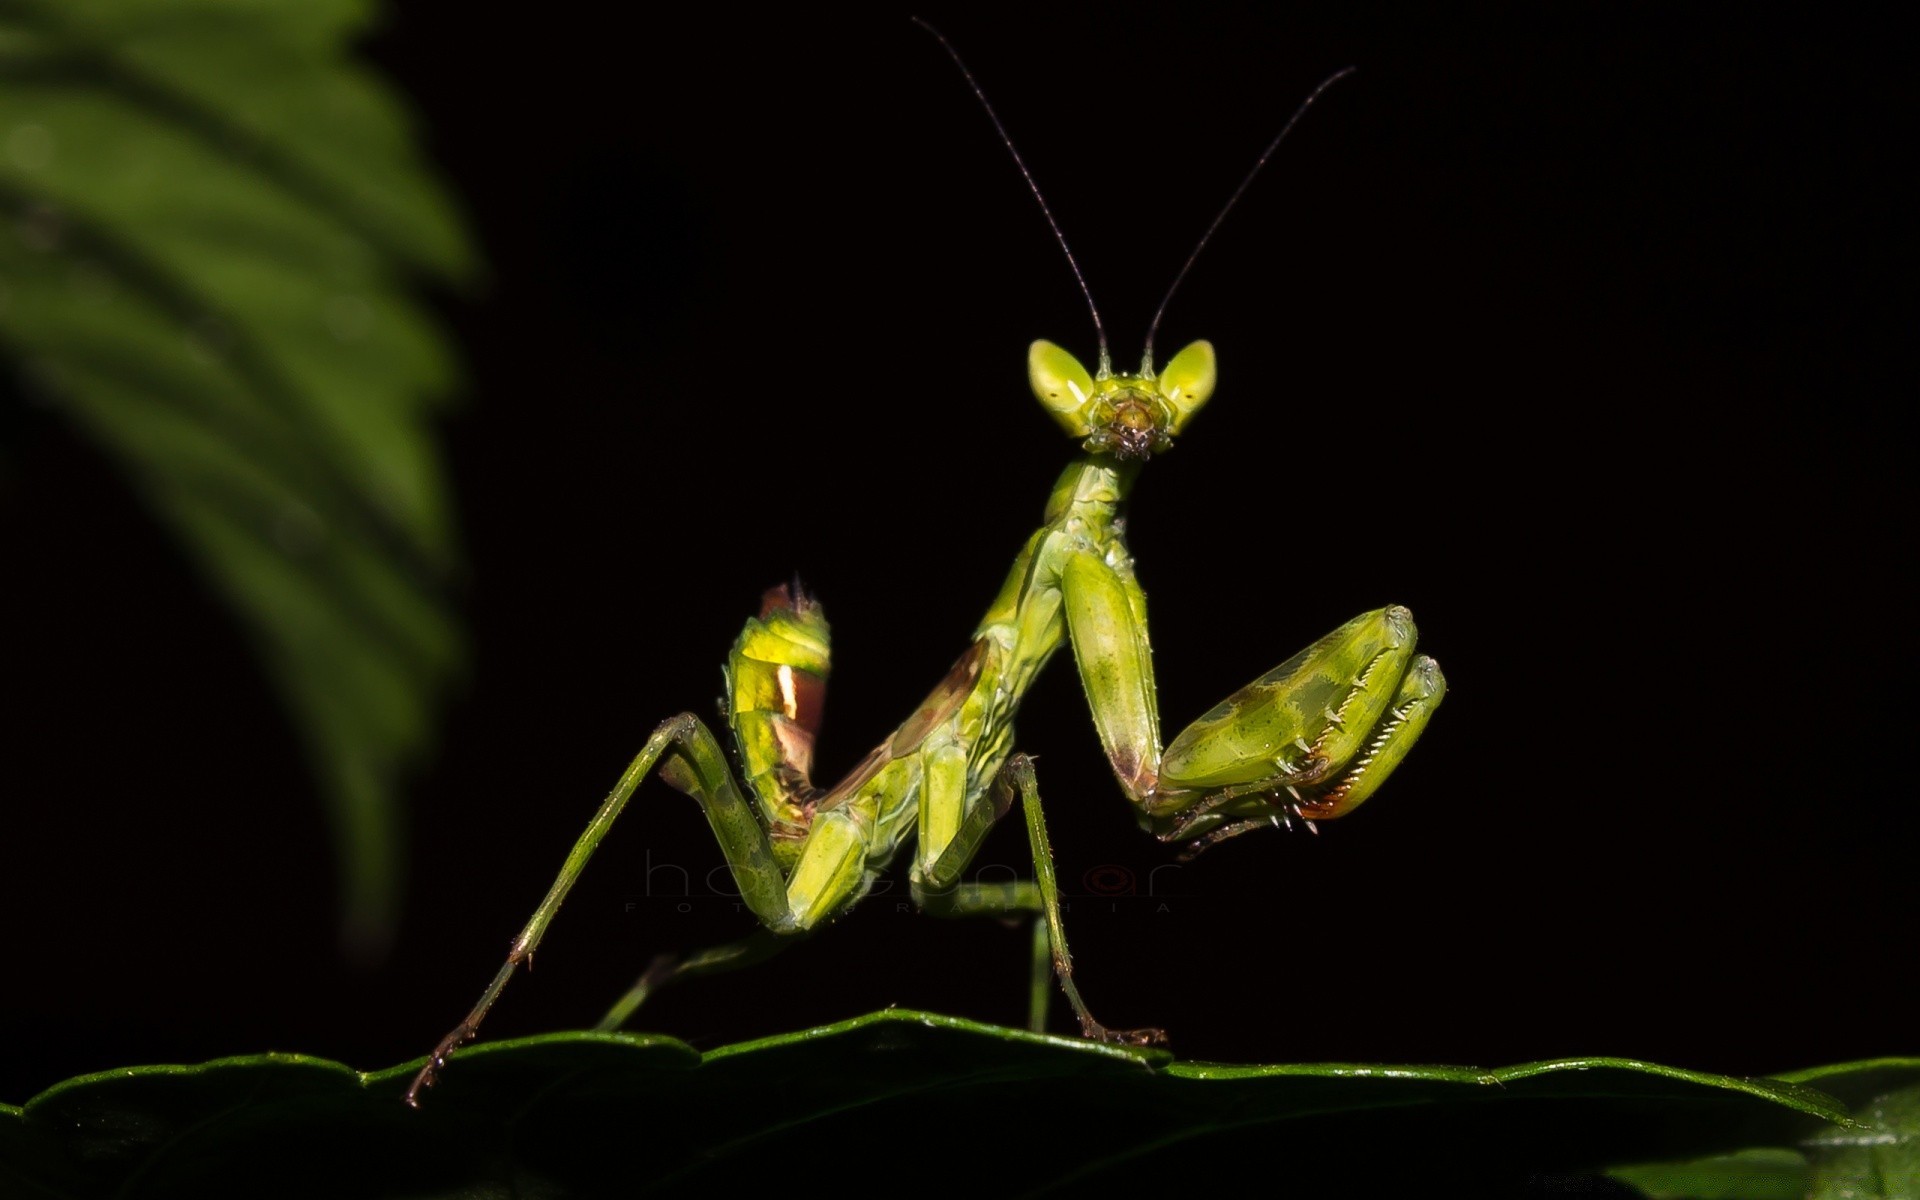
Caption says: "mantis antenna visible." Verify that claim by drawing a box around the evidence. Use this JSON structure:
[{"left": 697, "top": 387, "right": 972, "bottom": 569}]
[
  {"left": 915, "top": 19, "right": 1355, "bottom": 378},
  {"left": 912, "top": 17, "right": 1112, "bottom": 377},
  {"left": 1141, "top": 65, "right": 1357, "bottom": 372}
]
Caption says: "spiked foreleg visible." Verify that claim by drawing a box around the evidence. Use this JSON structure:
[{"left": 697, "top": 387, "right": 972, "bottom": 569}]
[
  {"left": 405, "top": 712, "right": 792, "bottom": 1106},
  {"left": 1060, "top": 547, "right": 1166, "bottom": 810},
  {"left": 1060, "top": 542, "right": 1446, "bottom": 847}
]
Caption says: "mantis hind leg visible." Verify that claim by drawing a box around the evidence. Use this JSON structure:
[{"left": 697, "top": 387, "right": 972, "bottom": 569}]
[
  {"left": 405, "top": 712, "right": 794, "bottom": 1107},
  {"left": 595, "top": 929, "right": 793, "bottom": 1032}
]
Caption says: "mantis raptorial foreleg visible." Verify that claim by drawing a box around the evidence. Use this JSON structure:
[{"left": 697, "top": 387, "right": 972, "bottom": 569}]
[{"left": 1059, "top": 536, "right": 1445, "bottom": 853}]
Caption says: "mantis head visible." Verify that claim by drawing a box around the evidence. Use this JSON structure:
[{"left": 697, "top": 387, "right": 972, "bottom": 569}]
[{"left": 1029, "top": 339, "right": 1217, "bottom": 461}]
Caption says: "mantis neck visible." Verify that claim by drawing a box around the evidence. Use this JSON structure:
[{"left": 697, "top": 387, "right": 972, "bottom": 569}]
[{"left": 1041, "top": 456, "right": 1139, "bottom": 528}]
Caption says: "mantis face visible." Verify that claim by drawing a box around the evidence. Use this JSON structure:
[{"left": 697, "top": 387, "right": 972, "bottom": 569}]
[{"left": 1029, "top": 339, "right": 1217, "bottom": 461}]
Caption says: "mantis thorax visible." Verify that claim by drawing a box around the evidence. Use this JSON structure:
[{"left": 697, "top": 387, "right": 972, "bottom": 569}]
[{"left": 1028, "top": 339, "right": 1217, "bottom": 462}]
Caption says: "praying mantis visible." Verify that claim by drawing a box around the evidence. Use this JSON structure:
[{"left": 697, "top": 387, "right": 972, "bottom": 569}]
[{"left": 406, "top": 25, "right": 1445, "bottom": 1106}]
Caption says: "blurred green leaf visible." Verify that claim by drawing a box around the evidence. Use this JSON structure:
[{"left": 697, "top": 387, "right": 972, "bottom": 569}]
[
  {"left": 4, "top": 1012, "right": 1903, "bottom": 1197},
  {"left": 1610, "top": 1061, "right": 1920, "bottom": 1199},
  {"left": 1798, "top": 1069, "right": 1920, "bottom": 1200},
  {"left": 1611, "top": 1148, "right": 1811, "bottom": 1199},
  {"left": 0, "top": 0, "right": 475, "bottom": 952}
]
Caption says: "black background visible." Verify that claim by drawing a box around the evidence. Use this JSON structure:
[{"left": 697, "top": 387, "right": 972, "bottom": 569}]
[{"left": 4, "top": 5, "right": 1912, "bottom": 1103}]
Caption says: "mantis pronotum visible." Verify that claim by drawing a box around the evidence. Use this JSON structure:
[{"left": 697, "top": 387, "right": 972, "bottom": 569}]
[{"left": 407, "top": 24, "right": 1444, "bottom": 1106}]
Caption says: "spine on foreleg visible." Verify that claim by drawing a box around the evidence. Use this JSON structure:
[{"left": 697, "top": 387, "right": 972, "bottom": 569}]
[{"left": 724, "top": 583, "right": 831, "bottom": 869}]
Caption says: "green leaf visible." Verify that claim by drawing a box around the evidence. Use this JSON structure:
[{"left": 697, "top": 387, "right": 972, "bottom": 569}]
[
  {"left": 1611, "top": 1148, "right": 1811, "bottom": 1199},
  {"left": 0, "top": 0, "right": 476, "bottom": 952},
  {"left": 1609, "top": 1060, "right": 1920, "bottom": 1199},
  {"left": 1795, "top": 1068, "right": 1920, "bottom": 1200},
  {"left": 4, "top": 1011, "right": 1907, "bottom": 1197}
]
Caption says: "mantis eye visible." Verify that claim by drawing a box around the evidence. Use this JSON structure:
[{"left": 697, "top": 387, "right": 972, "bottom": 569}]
[
  {"left": 1029, "top": 339, "right": 1097, "bottom": 437},
  {"left": 1157, "top": 340, "right": 1216, "bottom": 432}
]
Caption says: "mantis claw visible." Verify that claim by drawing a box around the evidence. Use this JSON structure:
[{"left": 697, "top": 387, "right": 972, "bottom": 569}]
[
  {"left": 1081, "top": 1019, "right": 1169, "bottom": 1047},
  {"left": 405, "top": 1022, "right": 476, "bottom": 1108}
]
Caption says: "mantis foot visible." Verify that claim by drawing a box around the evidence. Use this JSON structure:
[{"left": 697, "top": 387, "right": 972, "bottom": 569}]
[
  {"left": 406, "top": 946, "right": 530, "bottom": 1107},
  {"left": 404, "top": 1022, "right": 476, "bottom": 1108},
  {"left": 1081, "top": 1018, "right": 1169, "bottom": 1047}
]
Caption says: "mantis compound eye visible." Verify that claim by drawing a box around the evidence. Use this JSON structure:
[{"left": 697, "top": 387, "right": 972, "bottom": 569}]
[
  {"left": 1156, "top": 340, "right": 1216, "bottom": 432},
  {"left": 1029, "top": 339, "right": 1097, "bottom": 435}
]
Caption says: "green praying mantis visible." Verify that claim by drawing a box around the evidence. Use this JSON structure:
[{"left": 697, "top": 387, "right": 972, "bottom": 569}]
[{"left": 406, "top": 27, "right": 1445, "bottom": 1107}]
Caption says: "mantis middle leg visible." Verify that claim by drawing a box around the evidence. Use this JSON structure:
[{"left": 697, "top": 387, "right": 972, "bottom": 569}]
[
  {"left": 913, "top": 753, "right": 1165, "bottom": 1044},
  {"left": 597, "top": 880, "right": 1059, "bottom": 1038},
  {"left": 594, "top": 751, "right": 1105, "bottom": 1040}
]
